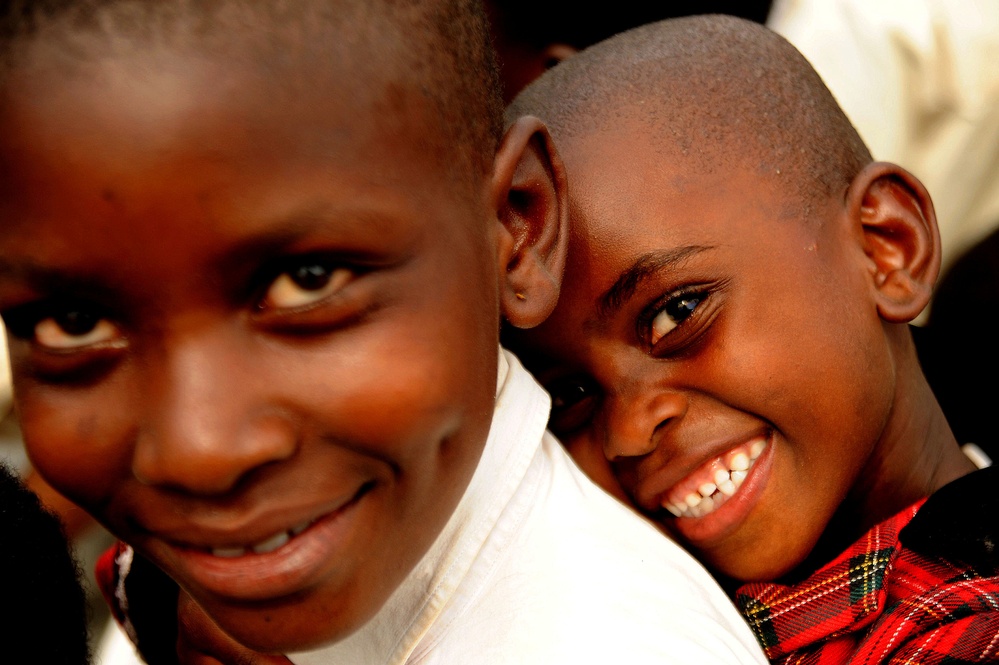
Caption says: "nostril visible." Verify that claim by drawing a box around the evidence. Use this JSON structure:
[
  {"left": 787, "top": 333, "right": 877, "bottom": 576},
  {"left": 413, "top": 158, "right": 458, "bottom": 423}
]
[
  {"left": 604, "top": 431, "right": 657, "bottom": 461},
  {"left": 602, "top": 392, "right": 687, "bottom": 462},
  {"left": 132, "top": 412, "right": 298, "bottom": 495},
  {"left": 602, "top": 411, "right": 657, "bottom": 461}
]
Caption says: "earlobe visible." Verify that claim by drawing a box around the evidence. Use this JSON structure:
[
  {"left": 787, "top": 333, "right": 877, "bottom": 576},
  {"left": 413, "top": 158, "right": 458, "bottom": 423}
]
[
  {"left": 847, "top": 162, "right": 940, "bottom": 323},
  {"left": 491, "top": 115, "right": 569, "bottom": 329}
]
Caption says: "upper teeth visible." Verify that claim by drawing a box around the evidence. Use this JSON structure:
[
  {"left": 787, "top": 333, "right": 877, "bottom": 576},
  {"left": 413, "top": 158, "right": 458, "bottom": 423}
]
[
  {"left": 663, "top": 440, "right": 766, "bottom": 519},
  {"left": 210, "top": 520, "right": 311, "bottom": 558}
]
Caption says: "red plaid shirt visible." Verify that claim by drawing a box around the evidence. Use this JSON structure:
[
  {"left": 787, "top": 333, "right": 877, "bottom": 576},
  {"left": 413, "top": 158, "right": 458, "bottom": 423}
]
[{"left": 735, "top": 466, "right": 999, "bottom": 664}]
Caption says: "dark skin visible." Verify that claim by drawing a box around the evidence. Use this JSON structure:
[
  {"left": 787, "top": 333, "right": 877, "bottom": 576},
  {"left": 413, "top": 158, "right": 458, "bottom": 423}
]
[
  {"left": 0, "top": 35, "right": 568, "bottom": 658},
  {"left": 177, "top": 592, "right": 293, "bottom": 665},
  {"left": 507, "top": 115, "right": 976, "bottom": 585}
]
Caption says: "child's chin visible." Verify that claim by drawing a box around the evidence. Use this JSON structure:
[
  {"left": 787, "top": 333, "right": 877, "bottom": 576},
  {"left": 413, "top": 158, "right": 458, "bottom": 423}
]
[
  {"left": 201, "top": 594, "right": 377, "bottom": 654},
  {"left": 700, "top": 542, "right": 812, "bottom": 588}
]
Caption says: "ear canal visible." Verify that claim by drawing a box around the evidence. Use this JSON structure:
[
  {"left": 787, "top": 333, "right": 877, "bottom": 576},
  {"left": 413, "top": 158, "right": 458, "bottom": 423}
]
[
  {"left": 541, "top": 43, "right": 578, "bottom": 70},
  {"left": 852, "top": 163, "right": 940, "bottom": 323},
  {"left": 491, "top": 116, "right": 570, "bottom": 329}
]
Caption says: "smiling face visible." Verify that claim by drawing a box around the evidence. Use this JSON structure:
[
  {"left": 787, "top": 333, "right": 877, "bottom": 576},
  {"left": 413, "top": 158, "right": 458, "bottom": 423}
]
[
  {"left": 509, "top": 120, "right": 899, "bottom": 583},
  {"left": 0, "top": 40, "right": 502, "bottom": 650}
]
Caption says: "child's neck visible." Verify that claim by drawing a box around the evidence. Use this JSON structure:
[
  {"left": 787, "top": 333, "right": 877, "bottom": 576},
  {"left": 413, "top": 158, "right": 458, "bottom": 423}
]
[
  {"left": 789, "top": 333, "right": 976, "bottom": 582},
  {"left": 860, "top": 339, "right": 974, "bottom": 518}
]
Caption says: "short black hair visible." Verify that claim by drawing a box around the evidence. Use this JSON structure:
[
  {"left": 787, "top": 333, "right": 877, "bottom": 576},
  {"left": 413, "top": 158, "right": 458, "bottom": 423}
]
[
  {"left": 0, "top": 463, "right": 90, "bottom": 665},
  {"left": 1, "top": 0, "right": 503, "bottom": 182},
  {"left": 509, "top": 14, "right": 871, "bottom": 215}
]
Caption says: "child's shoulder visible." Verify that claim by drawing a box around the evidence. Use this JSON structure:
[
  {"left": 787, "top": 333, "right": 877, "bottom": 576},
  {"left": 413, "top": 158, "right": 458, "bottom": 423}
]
[
  {"left": 486, "top": 429, "right": 768, "bottom": 663},
  {"left": 900, "top": 464, "right": 998, "bottom": 567}
]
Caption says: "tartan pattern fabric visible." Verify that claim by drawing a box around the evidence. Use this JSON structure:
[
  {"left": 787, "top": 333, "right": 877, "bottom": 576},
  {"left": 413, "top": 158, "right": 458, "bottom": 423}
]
[{"left": 735, "top": 472, "right": 999, "bottom": 664}]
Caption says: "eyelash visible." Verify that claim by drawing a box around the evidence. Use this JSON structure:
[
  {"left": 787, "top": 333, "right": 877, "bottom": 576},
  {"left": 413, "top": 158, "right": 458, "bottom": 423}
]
[
  {"left": 0, "top": 299, "right": 127, "bottom": 382},
  {"left": 641, "top": 285, "right": 714, "bottom": 352},
  {"left": 250, "top": 255, "right": 384, "bottom": 338},
  {"left": 257, "top": 259, "right": 355, "bottom": 313},
  {"left": 2, "top": 300, "right": 122, "bottom": 350},
  {"left": 546, "top": 376, "right": 600, "bottom": 437}
]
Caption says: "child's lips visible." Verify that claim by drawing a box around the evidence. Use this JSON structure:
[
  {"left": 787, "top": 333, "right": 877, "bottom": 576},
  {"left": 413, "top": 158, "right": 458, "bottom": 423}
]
[
  {"left": 153, "top": 482, "right": 374, "bottom": 602},
  {"left": 650, "top": 433, "right": 775, "bottom": 546}
]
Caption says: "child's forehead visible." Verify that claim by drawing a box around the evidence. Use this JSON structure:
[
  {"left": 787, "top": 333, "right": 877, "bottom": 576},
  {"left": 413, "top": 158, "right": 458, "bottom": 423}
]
[
  {"left": 557, "top": 118, "right": 836, "bottom": 277},
  {"left": 3, "top": 0, "right": 502, "bottom": 184},
  {"left": 567, "top": 118, "right": 793, "bottom": 216},
  {"left": 9, "top": 25, "right": 391, "bottom": 121},
  {"left": 0, "top": 43, "right": 482, "bottom": 270},
  {"left": 3, "top": 33, "right": 457, "bottom": 185}
]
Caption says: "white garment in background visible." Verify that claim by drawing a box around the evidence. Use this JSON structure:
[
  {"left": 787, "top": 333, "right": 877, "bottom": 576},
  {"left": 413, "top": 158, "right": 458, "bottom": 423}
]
[
  {"left": 95, "top": 619, "right": 144, "bottom": 665},
  {"left": 770, "top": 0, "right": 999, "bottom": 274},
  {"left": 291, "top": 350, "right": 767, "bottom": 665}
]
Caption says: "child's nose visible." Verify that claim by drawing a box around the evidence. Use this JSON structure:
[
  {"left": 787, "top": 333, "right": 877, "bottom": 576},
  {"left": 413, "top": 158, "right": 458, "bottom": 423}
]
[
  {"left": 131, "top": 329, "right": 297, "bottom": 495},
  {"left": 602, "top": 387, "right": 687, "bottom": 462}
]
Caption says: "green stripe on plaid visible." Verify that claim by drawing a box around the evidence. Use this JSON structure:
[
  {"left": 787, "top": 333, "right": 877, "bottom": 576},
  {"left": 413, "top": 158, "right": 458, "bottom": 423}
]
[
  {"left": 848, "top": 547, "right": 893, "bottom": 605},
  {"left": 737, "top": 594, "right": 781, "bottom": 650}
]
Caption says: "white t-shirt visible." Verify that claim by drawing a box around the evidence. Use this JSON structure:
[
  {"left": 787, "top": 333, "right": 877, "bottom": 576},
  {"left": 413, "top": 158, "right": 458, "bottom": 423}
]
[{"left": 290, "top": 350, "right": 767, "bottom": 665}]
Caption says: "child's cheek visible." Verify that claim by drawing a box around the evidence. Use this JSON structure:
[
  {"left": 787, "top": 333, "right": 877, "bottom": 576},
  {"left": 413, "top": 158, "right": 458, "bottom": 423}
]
[{"left": 15, "top": 375, "right": 133, "bottom": 516}]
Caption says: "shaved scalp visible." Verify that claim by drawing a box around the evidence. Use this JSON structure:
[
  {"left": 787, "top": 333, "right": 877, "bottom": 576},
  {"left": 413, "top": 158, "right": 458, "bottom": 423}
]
[
  {"left": 487, "top": 0, "right": 772, "bottom": 52},
  {"left": 0, "top": 0, "right": 503, "bottom": 182},
  {"left": 509, "top": 15, "right": 871, "bottom": 212}
]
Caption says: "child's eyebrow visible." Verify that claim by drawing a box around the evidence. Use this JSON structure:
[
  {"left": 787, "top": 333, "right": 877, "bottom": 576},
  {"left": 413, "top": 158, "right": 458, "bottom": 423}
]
[
  {"left": 0, "top": 207, "right": 407, "bottom": 292},
  {"left": 0, "top": 259, "right": 120, "bottom": 300},
  {"left": 215, "top": 205, "right": 419, "bottom": 270},
  {"left": 597, "top": 245, "right": 714, "bottom": 317},
  {"left": 0, "top": 223, "right": 324, "bottom": 300}
]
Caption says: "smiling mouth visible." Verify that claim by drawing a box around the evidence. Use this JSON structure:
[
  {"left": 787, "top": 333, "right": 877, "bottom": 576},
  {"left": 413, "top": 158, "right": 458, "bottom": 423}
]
[
  {"left": 157, "top": 481, "right": 377, "bottom": 603},
  {"left": 186, "top": 481, "right": 375, "bottom": 561},
  {"left": 660, "top": 437, "right": 767, "bottom": 519}
]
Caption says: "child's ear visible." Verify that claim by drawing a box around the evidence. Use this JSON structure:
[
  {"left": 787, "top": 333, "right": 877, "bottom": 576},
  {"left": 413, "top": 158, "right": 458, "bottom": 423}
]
[
  {"left": 491, "top": 115, "right": 569, "bottom": 329},
  {"left": 847, "top": 162, "right": 940, "bottom": 323},
  {"left": 540, "top": 43, "right": 577, "bottom": 70}
]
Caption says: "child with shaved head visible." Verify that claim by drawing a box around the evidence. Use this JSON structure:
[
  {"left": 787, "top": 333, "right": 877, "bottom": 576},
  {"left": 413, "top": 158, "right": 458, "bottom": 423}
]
[
  {"left": 0, "top": 1, "right": 769, "bottom": 663},
  {"left": 508, "top": 15, "right": 999, "bottom": 664}
]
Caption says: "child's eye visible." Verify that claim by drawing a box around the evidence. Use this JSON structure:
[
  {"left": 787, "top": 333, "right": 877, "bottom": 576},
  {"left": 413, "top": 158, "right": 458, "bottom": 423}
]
[
  {"left": 650, "top": 291, "right": 705, "bottom": 345},
  {"left": 34, "top": 310, "right": 120, "bottom": 350},
  {"left": 547, "top": 377, "right": 599, "bottom": 436},
  {"left": 4, "top": 303, "right": 123, "bottom": 353},
  {"left": 262, "top": 263, "right": 353, "bottom": 310}
]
